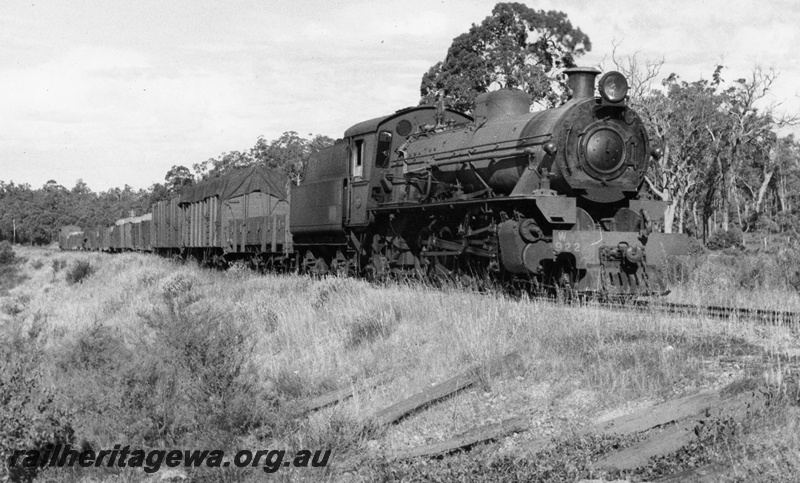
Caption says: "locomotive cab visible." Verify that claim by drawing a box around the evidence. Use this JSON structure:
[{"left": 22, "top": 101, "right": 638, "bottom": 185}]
[
  {"left": 341, "top": 107, "right": 473, "bottom": 227},
  {"left": 289, "top": 105, "right": 472, "bottom": 261}
]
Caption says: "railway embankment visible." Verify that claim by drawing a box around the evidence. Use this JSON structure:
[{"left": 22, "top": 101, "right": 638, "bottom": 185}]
[{"left": 2, "top": 244, "right": 800, "bottom": 482}]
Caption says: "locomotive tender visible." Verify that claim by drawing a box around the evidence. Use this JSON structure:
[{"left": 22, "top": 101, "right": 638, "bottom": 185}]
[{"left": 63, "top": 68, "right": 688, "bottom": 296}]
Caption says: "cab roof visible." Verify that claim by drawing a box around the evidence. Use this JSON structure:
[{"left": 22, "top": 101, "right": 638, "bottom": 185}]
[{"left": 343, "top": 106, "right": 472, "bottom": 138}]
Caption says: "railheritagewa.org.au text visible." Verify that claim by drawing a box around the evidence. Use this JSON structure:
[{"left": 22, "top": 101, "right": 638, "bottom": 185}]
[{"left": 8, "top": 444, "right": 331, "bottom": 474}]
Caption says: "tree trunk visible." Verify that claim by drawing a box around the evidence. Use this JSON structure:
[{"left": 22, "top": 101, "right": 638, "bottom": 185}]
[
  {"left": 722, "top": 206, "right": 729, "bottom": 231},
  {"left": 781, "top": 175, "right": 790, "bottom": 212},
  {"left": 785, "top": 180, "right": 791, "bottom": 212},
  {"left": 718, "top": 153, "right": 729, "bottom": 232},
  {"left": 663, "top": 201, "right": 676, "bottom": 234},
  {"left": 755, "top": 170, "right": 774, "bottom": 214},
  {"left": 735, "top": 189, "right": 743, "bottom": 230}
]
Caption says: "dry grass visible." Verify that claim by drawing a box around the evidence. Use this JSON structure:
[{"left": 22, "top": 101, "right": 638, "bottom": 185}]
[
  {"left": 665, "top": 248, "right": 800, "bottom": 311},
  {"left": 0, "top": 245, "right": 799, "bottom": 481}
]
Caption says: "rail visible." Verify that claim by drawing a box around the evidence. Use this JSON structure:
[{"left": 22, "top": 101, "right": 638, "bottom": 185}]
[{"left": 530, "top": 294, "right": 800, "bottom": 327}]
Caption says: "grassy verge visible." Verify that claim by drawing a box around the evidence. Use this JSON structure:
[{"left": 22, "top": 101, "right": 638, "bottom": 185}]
[
  {"left": 665, "top": 242, "right": 800, "bottom": 311},
  {"left": 0, "top": 241, "right": 28, "bottom": 297},
  {"left": 0, "top": 245, "right": 798, "bottom": 481}
]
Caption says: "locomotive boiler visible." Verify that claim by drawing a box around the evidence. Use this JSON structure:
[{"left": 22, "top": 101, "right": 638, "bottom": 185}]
[{"left": 290, "top": 67, "right": 689, "bottom": 295}]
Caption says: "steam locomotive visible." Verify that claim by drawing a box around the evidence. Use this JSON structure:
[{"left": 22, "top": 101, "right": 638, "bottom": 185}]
[
  {"left": 62, "top": 68, "right": 689, "bottom": 296},
  {"left": 292, "top": 67, "right": 688, "bottom": 295}
]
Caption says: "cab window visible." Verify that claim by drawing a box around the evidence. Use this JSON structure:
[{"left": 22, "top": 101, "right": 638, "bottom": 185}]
[
  {"left": 375, "top": 131, "right": 392, "bottom": 168},
  {"left": 351, "top": 139, "right": 364, "bottom": 178}
]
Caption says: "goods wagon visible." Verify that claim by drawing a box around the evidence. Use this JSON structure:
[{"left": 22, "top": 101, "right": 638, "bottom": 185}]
[
  {"left": 112, "top": 214, "right": 152, "bottom": 251},
  {"left": 152, "top": 198, "right": 182, "bottom": 249},
  {"left": 58, "top": 225, "right": 83, "bottom": 250},
  {"left": 152, "top": 166, "right": 292, "bottom": 265}
]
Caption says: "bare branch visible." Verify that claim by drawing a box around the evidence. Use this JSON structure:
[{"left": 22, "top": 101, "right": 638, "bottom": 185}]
[{"left": 610, "top": 40, "right": 664, "bottom": 100}]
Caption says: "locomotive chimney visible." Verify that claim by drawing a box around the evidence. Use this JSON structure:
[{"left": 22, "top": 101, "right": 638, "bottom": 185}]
[
  {"left": 473, "top": 89, "right": 531, "bottom": 124},
  {"left": 564, "top": 67, "right": 600, "bottom": 99}
]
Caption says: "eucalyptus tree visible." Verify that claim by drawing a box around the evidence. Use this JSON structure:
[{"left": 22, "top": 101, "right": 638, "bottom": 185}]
[{"left": 420, "top": 2, "right": 591, "bottom": 112}]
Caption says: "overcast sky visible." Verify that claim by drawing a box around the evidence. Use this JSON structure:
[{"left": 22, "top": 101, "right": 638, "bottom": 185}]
[{"left": 2, "top": 0, "right": 798, "bottom": 192}]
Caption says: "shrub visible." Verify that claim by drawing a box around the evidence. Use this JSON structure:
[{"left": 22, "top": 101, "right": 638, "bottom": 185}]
[
  {"left": 1, "top": 318, "right": 74, "bottom": 483},
  {"left": 296, "top": 412, "right": 376, "bottom": 456},
  {"left": 311, "top": 277, "right": 360, "bottom": 309},
  {"left": 777, "top": 247, "right": 800, "bottom": 292},
  {"left": 261, "top": 308, "right": 280, "bottom": 333},
  {"left": 346, "top": 306, "right": 400, "bottom": 348},
  {"left": 667, "top": 246, "right": 800, "bottom": 293},
  {"left": 58, "top": 323, "right": 128, "bottom": 371},
  {"left": 1, "top": 300, "right": 23, "bottom": 317},
  {"left": 51, "top": 259, "right": 67, "bottom": 274},
  {"left": 664, "top": 238, "right": 706, "bottom": 285},
  {"left": 53, "top": 295, "right": 272, "bottom": 457},
  {"left": 755, "top": 215, "right": 780, "bottom": 233},
  {"left": 137, "top": 270, "right": 159, "bottom": 287},
  {"left": 775, "top": 211, "right": 800, "bottom": 232},
  {"left": 65, "top": 260, "right": 95, "bottom": 285},
  {"left": 0, "top": 241, "right": 15, "bottom": 265},
  {"left": 159, "top": 273, "right": 195, "bottom": 299},
  {"left": 137, "top": 298, "right": 270, "bottom": 444},
  {"left": 0, "top": 246, "right": 27, "bottom": 295},
  {"left": 1, "top": 294, "right": 30, "bottom": 317},
  {"left": 706, "top": 228, "right": 743, "bottom": 250},
  {"left": 272, "top": 368, "right": 308, "bottom": 400}
]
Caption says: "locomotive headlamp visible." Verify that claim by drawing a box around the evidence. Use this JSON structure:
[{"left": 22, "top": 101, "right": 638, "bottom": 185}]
[{"left": 598, "top": 71, "right": 629, "bottom": 103}]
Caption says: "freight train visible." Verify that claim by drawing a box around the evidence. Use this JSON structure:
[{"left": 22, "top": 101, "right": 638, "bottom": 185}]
[{"left": 61, "top": 68, "right": 689, "bottom": 296}]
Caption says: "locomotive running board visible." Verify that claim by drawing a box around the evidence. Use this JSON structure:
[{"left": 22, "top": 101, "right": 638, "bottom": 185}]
[{"left": 372, "top": 195, "right": 575, "bottom": 225}]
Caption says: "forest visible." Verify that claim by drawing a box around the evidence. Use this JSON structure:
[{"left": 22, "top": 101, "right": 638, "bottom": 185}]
[
  {"left": 2, "top": 2, "right": 798, "bottom": 246},
  {"left": 0, "top": 132, "right": 333, "bottom": 245}
]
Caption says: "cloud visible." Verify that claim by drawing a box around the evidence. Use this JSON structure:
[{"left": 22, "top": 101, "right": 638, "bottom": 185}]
[
  {"left": 2, "top": 0, "right": 800, "bottom": 191},
  {"left": 0, "top": 43, "right": 262, "bottom": 187},
  {"left": 0, "top": 1, "right": 492, "bottom": 189}
]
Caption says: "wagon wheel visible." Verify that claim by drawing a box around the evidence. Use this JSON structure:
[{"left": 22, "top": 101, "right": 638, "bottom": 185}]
[
  {"left": 552, "top": 260, "right": 576, "bottom": 303},
  {"left": 427, "top": 259, "right": 453, "bottom": 283},
  {"left": 366, "top": 254, "right": 390, "bottom": 282},
  {"left": 365, "top": 234, "right": 390, "bottom": 282},
  {"left": 435, "top": 226, "right": 459, "bottom": 272},
  {"left": 422, "top": 226, "right": 459, "bottom": 284},
  {"left": 302, "top": 251, "right": 329, "bottom": 277},
  {"left": 248, "top": 254, "right": 264, "bottom": 272},
  {"left": 313, "top": 258, "right": 329, "bottom": 276},
  {"left": 270, "top": 255, "right": 286, "bottom": 273},
  {"left": 330, "top": 250, "right": 354, "bottom": 277}
]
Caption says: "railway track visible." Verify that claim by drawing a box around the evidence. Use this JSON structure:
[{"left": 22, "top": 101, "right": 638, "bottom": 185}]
[
  {"left": 549, "top": 295, "right": 800, "bottom": 326},
  {"left": 392, "top": 274, "right": 800, "bottom": 326},
  {"left": 637, "top": 299, "right": 800, "bottom": 325}
]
